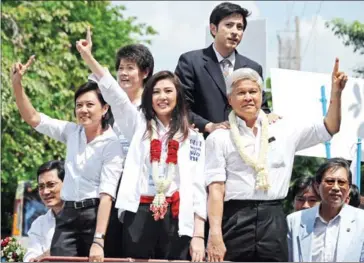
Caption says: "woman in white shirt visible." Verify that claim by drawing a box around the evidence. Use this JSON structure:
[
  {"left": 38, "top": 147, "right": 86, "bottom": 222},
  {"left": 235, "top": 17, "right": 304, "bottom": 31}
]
[
  {"left": 11, "top": 57, "right": 123, "bottom": 262},
  {"left": 76, "top": 38, "right": 206, "bottom": 262}
]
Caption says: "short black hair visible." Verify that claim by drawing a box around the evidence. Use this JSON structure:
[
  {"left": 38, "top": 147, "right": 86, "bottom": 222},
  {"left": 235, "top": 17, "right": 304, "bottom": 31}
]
[
  {"left": 289, "top": 175, "right": 319, "bottom": 200},
  {"left": 115, "top": 44, "right": 154, "bottom": 84},
  {"left": 315, "top": 157, "right": 352, "bottom": 185},
  {"left": 37, "top": 160, "right": 65, "bottom": 182},
  {"left": 209, "top": 2, "right": 251, "bottom": 36},
  {"left": 349, "top": 184, "right": 361, "bottom": 208},
  {"left": 74, "top": 81, "right": 113, "bottom": 129}
]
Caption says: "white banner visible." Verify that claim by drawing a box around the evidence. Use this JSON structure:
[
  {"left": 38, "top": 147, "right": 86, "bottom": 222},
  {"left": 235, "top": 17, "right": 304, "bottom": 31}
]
[{"left": 271, "top": 68, "right": 364, "bottom": 161}]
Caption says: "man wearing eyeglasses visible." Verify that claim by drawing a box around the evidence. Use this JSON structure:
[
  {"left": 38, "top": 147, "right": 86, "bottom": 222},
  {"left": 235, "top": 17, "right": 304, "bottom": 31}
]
[
  {"left": 24, "top": 160, "right": 64, "bottom": 262},
  {"left": 287, "top": 158, "right": 364, "bottom": 262}
]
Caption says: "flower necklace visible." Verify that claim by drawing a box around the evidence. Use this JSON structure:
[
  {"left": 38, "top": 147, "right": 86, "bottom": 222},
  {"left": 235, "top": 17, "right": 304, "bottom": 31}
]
[
  {"left": 149, "top": 119, "right": 179, "bottom": 220},
  {"left": 228, "top": 110, "right": 270, "bottom": 190}
]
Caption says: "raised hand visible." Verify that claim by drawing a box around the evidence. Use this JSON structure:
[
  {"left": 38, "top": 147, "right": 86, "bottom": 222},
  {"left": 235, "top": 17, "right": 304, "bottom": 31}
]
[
  {"left": 331, "top": 58, "right": 348, "bottom": 92},
  {"left": 76, "top": 25, "right": 93, "bottom": 60},
  {"left": 11, "top": 55, "right": 35, "bottom": 87}
]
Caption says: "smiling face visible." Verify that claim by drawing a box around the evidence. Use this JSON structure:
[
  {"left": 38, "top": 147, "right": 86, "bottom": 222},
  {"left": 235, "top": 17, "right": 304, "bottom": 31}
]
[
  {"left": 117, "top": 59, "right": 148, "bottom": 91},
  {"left": 38, "top": 169, "right": 63, "bottom": 209},
  {"left": 211, "top": 13, "right": 244, "bottom": 54},
  {"left": 75, "top": 90, "right": 108, "bottom": 129},
  {"left": 152, "top": 79, "right": 177, "bottom": 122},
  {"left": 319, "top": 167, "right": 351, "bottom": 209},
  {"left": 228, "top": 78, "right": 262, "bottom": 121}
]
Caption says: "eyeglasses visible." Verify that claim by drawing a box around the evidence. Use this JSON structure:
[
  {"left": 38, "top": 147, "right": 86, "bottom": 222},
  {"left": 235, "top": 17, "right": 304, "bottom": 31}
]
[
  {"left": 38, "top": 181, "right": 59, "bottom": 191},
  {"left": 294, "top": 196, "right": 320, "bottom": 203},
  {"left": 323, "top": 178, "right": 348, "bottom": 187}
]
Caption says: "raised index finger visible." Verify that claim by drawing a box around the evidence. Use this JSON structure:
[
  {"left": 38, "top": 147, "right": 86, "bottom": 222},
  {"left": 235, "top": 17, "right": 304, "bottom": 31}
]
[
  {"left": 86, "top": 25, "right": 92, "bottom": 43},
  {"left": 332, "top": 57, "right": 339, "bottom": 76},
  {"left": 24, "top": 55, "right": 35, "bottom": 70}
]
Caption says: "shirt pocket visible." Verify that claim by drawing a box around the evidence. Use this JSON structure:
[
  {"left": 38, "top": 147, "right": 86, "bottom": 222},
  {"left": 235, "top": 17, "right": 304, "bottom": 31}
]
[{"left": 267, "top": 140, "right": 285, "bottom": 168}]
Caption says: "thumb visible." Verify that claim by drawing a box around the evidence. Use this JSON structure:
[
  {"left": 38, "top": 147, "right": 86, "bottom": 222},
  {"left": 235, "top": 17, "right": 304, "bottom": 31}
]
[{"left": 76, "top": 41, "right": 86, "bottom": 53}]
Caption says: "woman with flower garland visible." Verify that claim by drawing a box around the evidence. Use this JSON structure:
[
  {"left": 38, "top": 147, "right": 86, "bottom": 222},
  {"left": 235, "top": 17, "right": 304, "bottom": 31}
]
[
  {"left": 205, "top": 61, "right": 347, "bottom": 262},
  {"left": 76, "top": 38, "right": 207, "bottom": 261}
]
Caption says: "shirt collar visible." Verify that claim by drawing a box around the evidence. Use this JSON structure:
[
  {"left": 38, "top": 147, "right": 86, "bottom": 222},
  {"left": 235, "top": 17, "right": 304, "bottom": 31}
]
[
  {"left": 133, "top": 98, "right": 142, "bottom": 107},
  {"left": 213, "top": 43, "right": 235, "bottom": 66},
  {"left": 81, "top": 125, "right": 117, "bottom": 144},
  {"left": 155, "top": 117, "right": 170, "bottom": 135},
  {"left": 315, "top": 203, "right": 345, "bottom": 224},
  {"left": 235, "top": 111, "right": 263, "bottom": 133}
]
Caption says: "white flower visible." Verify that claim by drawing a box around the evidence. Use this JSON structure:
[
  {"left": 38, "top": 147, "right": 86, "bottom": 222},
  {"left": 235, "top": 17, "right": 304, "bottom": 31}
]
[
  {"left": 149, "top": 119, "right": 180, "bottom": 218},
  {"left": 229, "top": 110, "right": 270, "bottom": 190}
]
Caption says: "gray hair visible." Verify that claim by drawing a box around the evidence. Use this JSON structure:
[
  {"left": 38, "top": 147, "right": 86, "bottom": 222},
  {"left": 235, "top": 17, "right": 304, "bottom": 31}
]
[{"left": 226, "top": 68, "right": 264, "bottom": 96}]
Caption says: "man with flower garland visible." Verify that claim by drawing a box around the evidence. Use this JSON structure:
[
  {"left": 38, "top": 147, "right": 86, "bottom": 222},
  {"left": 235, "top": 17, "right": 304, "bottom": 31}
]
[{"left": 205, "top": 58, "right": 348, "bottom": 262}]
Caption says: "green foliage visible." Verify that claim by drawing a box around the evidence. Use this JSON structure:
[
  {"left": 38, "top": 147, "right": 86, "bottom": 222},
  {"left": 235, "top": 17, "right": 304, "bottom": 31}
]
[
  {"left": 1, "top": 0, "right": 156, "bottom": 233},
  {"left": 283, "top": 156, "right": 326, "bottom": 214},
  {"left": 326, "top": 19, "right": 364, "bottom": 77}
]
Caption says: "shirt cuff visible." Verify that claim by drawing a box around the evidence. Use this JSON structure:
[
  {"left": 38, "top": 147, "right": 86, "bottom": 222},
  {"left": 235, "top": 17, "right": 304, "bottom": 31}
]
[
  {"left": 205, "top": 171, "right": 226, "bottom": 186},
  {"left": 317, "top": 119, "right": 333, "bottom": 141},
  {"left": 99, "top": 183, "right": 118, "bottom": 199},
  {"left": 33, "top": 113, "right": 47, "bottom": 132}
]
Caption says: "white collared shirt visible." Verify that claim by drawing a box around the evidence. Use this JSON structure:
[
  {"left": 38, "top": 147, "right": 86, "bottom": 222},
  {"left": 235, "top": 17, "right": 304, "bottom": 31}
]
[
  {"left": 35, "top": 114, "right": 124, "bottom": 201},
  {"left": 213, "top": 43, "right": 236, "bottom": 75},
  {"left": 205, "top": 113, "right": 332, "bottom": 200},
  {"left": 311, "top": 208, "right": 341, "bottom": 262},
  {"left": 113, "top": 99, "right": 141, "bottom": 164},
  {"left": 93, "top": 71, "right": 207, "bottom": 237},
  {"left": 23, "top": 209, "right": 55, "bottom": 262},
  {"left": 141, "top": 119, "right": 179, "bottom": 197}
]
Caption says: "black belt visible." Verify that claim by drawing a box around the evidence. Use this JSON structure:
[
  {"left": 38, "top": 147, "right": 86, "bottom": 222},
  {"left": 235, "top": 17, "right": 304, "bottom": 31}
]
[
  {"left": 64, "top": 198, "right": 99, "bottom": 209},
  {"left": 225, "top": 199, "right": 283, "bottom": 207}
]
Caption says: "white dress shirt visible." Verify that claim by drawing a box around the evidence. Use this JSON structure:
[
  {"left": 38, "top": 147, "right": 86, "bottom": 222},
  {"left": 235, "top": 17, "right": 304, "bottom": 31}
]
[
  {"left": 205, "top": 112, "right": 332, "bottom": 200},
  {"left": 90, "top": 72, "right": 179, "bottom": 196},
  {"left": 35, "top": 114, "right": 124, "bottom": 201},
  {"left": 112, "top": 99, "right": 141, "bottom": 165},
  {"left": 92, "top": 71, "right": 207, "bottom": 237},
  {"left": 23, "top": 209, "right": 55, "bottom": 262},
  {"left": 141, "top": 118, "right": 180, "bottom": 197},
  {"left": 213, "top": 43, "right": 235, "bottom": 76},
  {"left": 311, "top": 211, "right": 341, "bottom": 262}
]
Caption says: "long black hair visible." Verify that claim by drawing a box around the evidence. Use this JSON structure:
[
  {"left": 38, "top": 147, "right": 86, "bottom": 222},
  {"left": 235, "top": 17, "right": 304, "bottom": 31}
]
[{"left": 140, "top": 70, "right": 189, "bottom": 142}]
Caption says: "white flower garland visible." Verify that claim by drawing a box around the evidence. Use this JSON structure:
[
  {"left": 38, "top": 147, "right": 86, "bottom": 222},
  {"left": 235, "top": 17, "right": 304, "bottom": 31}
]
[
  {"left": 228, "top": 110, "right": 270, "bottom": 190},
  {"left": 150, "top": 119, "right": 178, "bottom": 208}
]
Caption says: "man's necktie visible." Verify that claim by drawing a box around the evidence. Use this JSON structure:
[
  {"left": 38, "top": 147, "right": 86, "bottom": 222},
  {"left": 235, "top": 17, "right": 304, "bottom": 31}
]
[{"left": 221, "top": 58, "right": 232, "bottom": 79}]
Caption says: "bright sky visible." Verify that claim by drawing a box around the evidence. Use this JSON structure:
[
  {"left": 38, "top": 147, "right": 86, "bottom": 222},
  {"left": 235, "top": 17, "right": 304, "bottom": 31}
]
[{"left": 112, "top": 1, "right": 364, "bottom": 78}]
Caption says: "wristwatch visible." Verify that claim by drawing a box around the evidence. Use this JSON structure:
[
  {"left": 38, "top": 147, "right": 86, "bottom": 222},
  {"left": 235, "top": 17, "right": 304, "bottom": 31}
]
[{"left": 94, "top": 232, "right": 105, "bottom": 240}]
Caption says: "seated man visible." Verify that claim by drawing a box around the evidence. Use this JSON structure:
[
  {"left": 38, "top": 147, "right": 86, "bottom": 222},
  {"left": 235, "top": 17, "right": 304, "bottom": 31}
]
[
  {"left": 205, "top": 58, "right": 346, "bottom": 262},
  {"left": 24, "top": 160, "right": 64, "bottom": 262},
  {"left": 287, "top": 158, "right": 364, "bottom": 262},
  {"left": 289, "top": 175, "right": 320, "bottom": 211}
]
